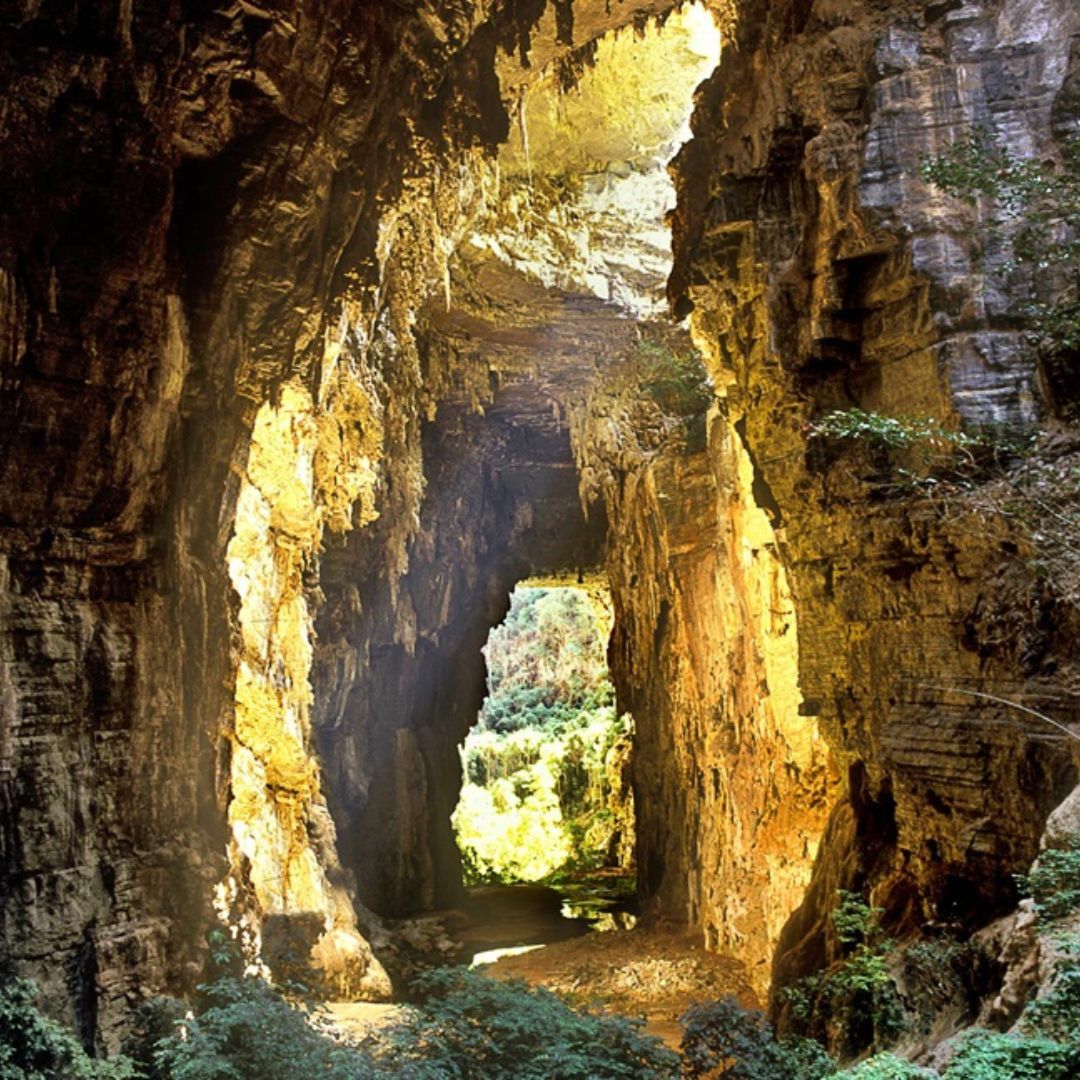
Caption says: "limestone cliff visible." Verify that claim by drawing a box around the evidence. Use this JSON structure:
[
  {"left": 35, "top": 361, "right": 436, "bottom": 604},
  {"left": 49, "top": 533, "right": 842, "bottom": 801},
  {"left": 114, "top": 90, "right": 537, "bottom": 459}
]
[
  {"left": 0, "top": 0, "right": 683, "bottom": 1046},
  {"left": 1, "top": 0, "right": 1078, "bottom": 1056},
  {"left": 669, "top": 0, "right": 1080, "bottom": 1003}
]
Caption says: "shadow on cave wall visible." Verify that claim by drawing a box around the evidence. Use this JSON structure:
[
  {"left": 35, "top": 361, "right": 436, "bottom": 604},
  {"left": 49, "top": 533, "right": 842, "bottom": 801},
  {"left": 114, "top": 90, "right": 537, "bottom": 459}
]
[{"left": 311, "top": 383, "right": 608, "bottom": 919}]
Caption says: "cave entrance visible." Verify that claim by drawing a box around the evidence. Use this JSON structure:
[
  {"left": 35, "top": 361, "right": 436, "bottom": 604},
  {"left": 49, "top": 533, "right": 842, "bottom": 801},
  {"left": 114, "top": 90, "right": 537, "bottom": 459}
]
[
  {"left": 451, "top": 579, "right": 637, "bottom": 961},
  {"left": 216, "top": 0, "right": 724, "bottom": 994}
]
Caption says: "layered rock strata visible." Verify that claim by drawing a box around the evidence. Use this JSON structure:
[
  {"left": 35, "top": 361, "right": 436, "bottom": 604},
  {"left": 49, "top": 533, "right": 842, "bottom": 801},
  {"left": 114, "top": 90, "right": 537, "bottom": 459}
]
[
  {"left": 2, "top": 0, "right": 1079, "bottom": 1052},
  {"left": 0, "top": 0, "right": 673, "bottom": 1047},
  {"left": 668, "top": 0, "right": 1080, "bottom": 998}
]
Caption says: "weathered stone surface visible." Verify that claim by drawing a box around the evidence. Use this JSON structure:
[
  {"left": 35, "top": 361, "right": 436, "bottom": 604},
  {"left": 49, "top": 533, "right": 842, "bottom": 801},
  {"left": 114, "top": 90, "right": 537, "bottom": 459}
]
[
  {"left": 0, "top": 0, "right": 668, "bottom": 1045},
  {"left": 2, "top": 0, "right": 1079, "bottom": 1054},
  {"left": 669, "top": 0, "right": 1080, "bottom": 1005}
]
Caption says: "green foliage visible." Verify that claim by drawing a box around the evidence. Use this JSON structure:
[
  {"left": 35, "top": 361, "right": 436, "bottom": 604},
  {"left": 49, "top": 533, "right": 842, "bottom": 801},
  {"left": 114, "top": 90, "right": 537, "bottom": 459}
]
[
  {"left": 810, "top": 410, "right": 979, "bottom": 454},
  {"left": 921, "top": 129, "right": 1080, "bottom": 355},
  {"left": 1024, "top": 952, "right": 1080, "bottom": 1043},
  {"left": 833, "top": 891, "right": 883, "bottom": 949},
  {"left": 377, "top": 968, "right": 680, "bottom": 1079},
  {"left": 479, "top": 587, "right": 613, "bottom": 738},
  {"left": 142, "top": 976, "right": 365, "bottom": 1080},
  {"left": 808, "top": 408, "right": 1036, "bottom": 492},
  {"left": 630, "top": 338, "right": 713, "bottom": 451},
  {"left": 786, "top": 891, "right": 906, "bottom": 1056},
  {"left": 0, "top": 978, "right": 140, "bottom": 1080},
  {"left": 634, "top": 339, "right": 713, "bottom": 416},
  {"left": 826, "top": 1052, "right": 936, "bottom": 1079},
  {"left": 1023, "top": 833, "right": 1080, "bottom": 921},
  {"left": 941, "top": 1029, "right": 1080, "bottom": 1080},
  {"left": 901, "top": 939, "right": 974, "bottom": 1032},
  {"left": 680, "top": 997, "right": 834, "bottom": 1079},
  {"left": 455, "top": 586, "right": 630, "bottom": 884}
]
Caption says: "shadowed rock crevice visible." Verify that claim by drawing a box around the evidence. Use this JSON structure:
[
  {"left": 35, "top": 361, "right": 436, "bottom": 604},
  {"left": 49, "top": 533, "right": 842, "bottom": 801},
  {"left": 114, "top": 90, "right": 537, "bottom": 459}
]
[{"left": 312, "top": 391, "right": 607, "bottom": 918}]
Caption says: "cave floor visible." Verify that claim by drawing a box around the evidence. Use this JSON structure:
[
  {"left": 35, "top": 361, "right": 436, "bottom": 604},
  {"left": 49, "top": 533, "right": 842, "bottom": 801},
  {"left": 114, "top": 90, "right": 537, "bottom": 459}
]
[
  {"left": 327, "top": 925, "right": 754, "bottom": 1049},
  {"left": 481, "top": 925, "right": 757, "bottom": 1047}
]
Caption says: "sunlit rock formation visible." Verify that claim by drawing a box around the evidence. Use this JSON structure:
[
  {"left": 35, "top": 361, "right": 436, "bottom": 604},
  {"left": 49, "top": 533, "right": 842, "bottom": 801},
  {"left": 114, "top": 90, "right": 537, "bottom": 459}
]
[
  {"left": 669, "top": 0, "right": 1080, "bottom": 1002},
  {"left": 0, "top": 0, "right": 1077, "bottom": 1057}
]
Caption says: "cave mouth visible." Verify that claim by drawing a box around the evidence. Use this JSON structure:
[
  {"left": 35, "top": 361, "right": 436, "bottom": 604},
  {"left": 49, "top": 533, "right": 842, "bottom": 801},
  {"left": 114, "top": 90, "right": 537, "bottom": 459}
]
[
  {"left": 215, "top": 0, "right": 723, "bottom": 994},
  {"left": 451, "top": 579, "right": 637, "bottom": 959}
]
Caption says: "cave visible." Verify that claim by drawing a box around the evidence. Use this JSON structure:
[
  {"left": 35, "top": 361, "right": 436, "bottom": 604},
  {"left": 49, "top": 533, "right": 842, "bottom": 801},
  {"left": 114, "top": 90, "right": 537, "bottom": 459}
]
[{"left": 2, "top": 0, "right": 1080, "bottom": 1072}]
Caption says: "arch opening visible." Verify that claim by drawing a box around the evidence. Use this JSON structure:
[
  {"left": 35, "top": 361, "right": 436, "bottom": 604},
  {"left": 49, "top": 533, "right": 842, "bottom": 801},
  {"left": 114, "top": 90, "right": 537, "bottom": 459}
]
[
  {"left": 211, "top": 0, "right": 744, "bottom": 997},
  {"left": 451, "top": 580, "right": 637, "bottom": 957}
]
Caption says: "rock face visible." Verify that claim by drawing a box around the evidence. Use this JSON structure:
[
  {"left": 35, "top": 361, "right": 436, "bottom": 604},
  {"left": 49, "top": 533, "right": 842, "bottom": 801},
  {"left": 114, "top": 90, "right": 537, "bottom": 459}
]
[
  {"left": 0, "top": 0, "right": 675, "bottom": 1045},
  {"left": 312, "top": 379, "right": 607, "bottom": 918},
  {"left": 668, "top": 0, "right": 1080, "bottom": 995},
  {"left": 0, "top": 0, "right": 1078, "bottom": 1054}
]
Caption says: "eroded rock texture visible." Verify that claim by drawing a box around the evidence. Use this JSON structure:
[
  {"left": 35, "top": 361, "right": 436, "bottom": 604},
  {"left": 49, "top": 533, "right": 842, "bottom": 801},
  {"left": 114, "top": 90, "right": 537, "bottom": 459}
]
[
  {"left": 2, "top": 0, "right": 1079, "bottom": 1053},
  {"left": 0, "top": 0, "right": 687, "bottom": 1047},
  {"left": 669, "top": 0, "right": 1080, "bottom": 998}
]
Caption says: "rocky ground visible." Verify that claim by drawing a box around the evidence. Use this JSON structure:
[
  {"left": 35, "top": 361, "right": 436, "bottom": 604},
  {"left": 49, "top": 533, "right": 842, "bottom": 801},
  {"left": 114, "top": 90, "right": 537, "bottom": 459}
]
[
  {"left": 483, "top": 925, "right": 756, "bottom": 1048},
  {"left": 327, "top": 922, "right": 754, "bottom": 1051}
]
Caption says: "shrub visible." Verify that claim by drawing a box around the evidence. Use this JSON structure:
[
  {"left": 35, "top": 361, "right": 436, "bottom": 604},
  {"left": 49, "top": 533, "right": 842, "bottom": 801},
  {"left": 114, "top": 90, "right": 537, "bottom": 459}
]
[
  {"left": 941, "top": 1029, "right": 1080, "bottom": 1080},
  {"left": 901, "top": 939, "right": 974, "bottom": 1033},
  {"left": 142, "top": 975, "right": 369, "bottom": 1080},
  {"left": 1023, "top": 943, "right": 1080, "bottom": 1044},
  {"left": 680, "top": 997, "right": 834, "bottom": 1079},
  {"left": 786, "top": 892, "right": 906, "bottom": 1056},
  {"left": 806, "top": 409, "right": 1030, "bottom": 490},
  {"left": 634, "top": 340, "right": 713, "bottom": 419},
  {"left": 377, "top": 968, "right": 679, "bottom": 1079},
  {"left": 1024, "top": 833, "right": 1080, "bottom": 921},
  {"left": 809, "top": 410, "right": 978, "bottom": 455},
  {"left": 827, "top": 1052, "right": 937, "bottom": 1079},
  {"left": 0, "top": 978, "right": 139, "bottom": 1080}
]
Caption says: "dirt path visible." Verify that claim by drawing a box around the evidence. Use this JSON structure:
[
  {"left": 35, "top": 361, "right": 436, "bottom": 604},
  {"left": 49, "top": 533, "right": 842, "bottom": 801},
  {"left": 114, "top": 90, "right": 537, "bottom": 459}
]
[{"left": 481, "top": 924, "right": 757, "bottom": 1048}]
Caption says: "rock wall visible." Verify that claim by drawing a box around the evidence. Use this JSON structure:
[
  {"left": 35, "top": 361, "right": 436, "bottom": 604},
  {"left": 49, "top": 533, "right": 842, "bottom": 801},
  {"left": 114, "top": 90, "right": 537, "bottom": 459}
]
[
  {"left": 0, "top": 0, "right": 659, "bottom": 1046},
  {"left": 3, "top": 0, "right": 1080, "bottom": 1049},
  {"left": 669, "top": 0, "right": 1080, "bottom": 996},
  {"left": 571, "top": 361, "right": 839, "bottom": 996},
  {"left": 311, "top": 385, "right": 606, "bottom": 920}
]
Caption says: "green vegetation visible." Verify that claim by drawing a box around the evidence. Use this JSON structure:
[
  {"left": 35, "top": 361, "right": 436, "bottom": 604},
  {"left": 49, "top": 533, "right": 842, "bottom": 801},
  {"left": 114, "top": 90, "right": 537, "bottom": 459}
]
[
  {"left": 786, "top": 891, "right": 906, "bottom": 1056},
  {"left": 901, "top": 939, "right": 975, "bottom": 1034},
  {"left": 3, "top": 950, "right": 679, "bottom": 1080},
  {"left": 921, "top": 129, "right": 1080, "bottom": 357},
  {"left": 680, "top": 997, "right": 833, "bottom": 1079},
  {"left": 378, "top": 968, "right": 678, "bottom": 1079},
  {"left": 131, "top": 977, "right": 358, "bottom": 1080},
  {"left": 807, "top": 407, "right": 1034, "bottom": 489},
  {"left": 1021, "top": 832, "right": 1080, "bottom": 920},
  {"left": 632, "top": 338, "right": 713, "bottom": 452},
  {"left": 809, "top": 409, "right": 980, "bottom": 455},
  {"left": 9, "top": 833, "right": 1080, "bottom": 1079},
  {"left": 940, "top": 1030, "right": 1080, "bottom": 1080},
  {"left": 677, "top": 858, "right": 1080, "bottom": 1078},
  {"left": 8, "top": 849, "right": 1080, "bottom": 1080},
  {"left": 634, "top": 339, "right": 713, "bottom": 417},
  {"left": 826, "top": 1053, "right": 936, "bottom": 1079},
  {"left": 477, "top": 586, "right": 614, "bottom": 737},
  {"left": 453, "top": 586, "right": 632, "bottom": 884},
  {"left": 0, "top": 979, "right": 138, "bottom": 1080},
  {"left": 1023, "top": 944, "right": 1080, "bottom": 1044},
  {"left": 809, "top": 409, "right": 1080, "bottom": 605}
]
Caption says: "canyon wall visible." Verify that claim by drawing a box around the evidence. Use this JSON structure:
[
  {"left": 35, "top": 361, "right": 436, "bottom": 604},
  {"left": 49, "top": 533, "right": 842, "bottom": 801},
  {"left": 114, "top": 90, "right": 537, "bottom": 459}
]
[
  {"left": 669, "top": 0, "right": 1080, "bottom": 993},
  {"left": 2, "top": 0, "right": 1079, "bottom": 1050},
  {"left": 0, "top": 0, "right": 676, "bottom": 1047}
]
